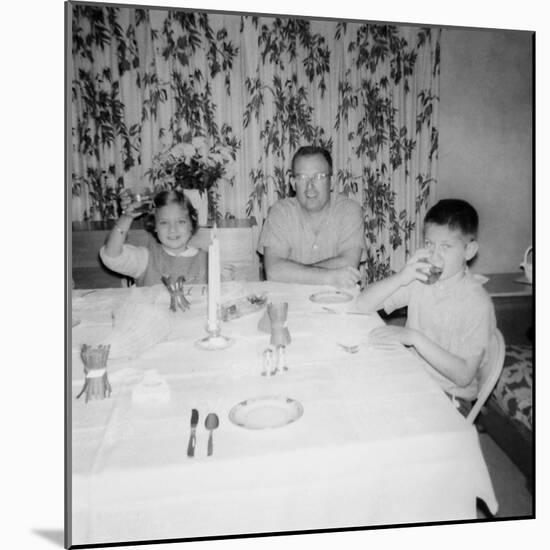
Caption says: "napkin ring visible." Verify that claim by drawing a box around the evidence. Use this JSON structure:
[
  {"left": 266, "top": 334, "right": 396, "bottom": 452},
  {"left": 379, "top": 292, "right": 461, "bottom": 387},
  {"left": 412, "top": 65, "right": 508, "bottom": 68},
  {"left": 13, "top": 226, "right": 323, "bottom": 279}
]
[{"left": 77, "top": 344, "right": 112, "bottom": 403}]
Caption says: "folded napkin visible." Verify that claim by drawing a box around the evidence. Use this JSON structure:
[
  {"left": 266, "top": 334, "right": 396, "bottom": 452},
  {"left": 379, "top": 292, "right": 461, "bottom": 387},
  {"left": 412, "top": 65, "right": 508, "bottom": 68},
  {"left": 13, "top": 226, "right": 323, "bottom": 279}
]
[
  {"left": 98, "top": 287, "right": 174, "bottom": 361},
  {"left": 257, "top": 302, "right": 291, "bottom": 345},
  {"left": 220, "top": 281, "right": 248, "bottom": 301}
]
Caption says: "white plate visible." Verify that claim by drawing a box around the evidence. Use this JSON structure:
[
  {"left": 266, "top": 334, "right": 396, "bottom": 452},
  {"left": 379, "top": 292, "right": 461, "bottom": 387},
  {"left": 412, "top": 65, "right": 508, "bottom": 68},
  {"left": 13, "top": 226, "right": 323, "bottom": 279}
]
[
  {"left": 229, "top": 396, "right": 303, "bottom": 430},
  {"left": 309, "top": 290, "right": 353, "bottom": 304}
]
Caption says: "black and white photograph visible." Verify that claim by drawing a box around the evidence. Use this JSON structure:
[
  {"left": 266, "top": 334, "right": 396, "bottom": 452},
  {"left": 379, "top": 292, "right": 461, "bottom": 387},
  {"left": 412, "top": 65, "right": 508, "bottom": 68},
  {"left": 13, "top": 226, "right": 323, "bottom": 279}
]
[
  {"left": 65, "top": 0, "right": 536, "bottom": 547},
  {"left": 5, "top": 1, "right": 544, "bottom": 549}
]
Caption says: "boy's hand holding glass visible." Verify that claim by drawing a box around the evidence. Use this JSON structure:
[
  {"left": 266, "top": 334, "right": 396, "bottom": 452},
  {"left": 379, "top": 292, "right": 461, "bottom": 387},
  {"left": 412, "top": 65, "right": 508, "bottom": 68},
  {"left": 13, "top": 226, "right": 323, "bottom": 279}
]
[{"left": 399, "top": 249, "right": 432, "bottom": 285}]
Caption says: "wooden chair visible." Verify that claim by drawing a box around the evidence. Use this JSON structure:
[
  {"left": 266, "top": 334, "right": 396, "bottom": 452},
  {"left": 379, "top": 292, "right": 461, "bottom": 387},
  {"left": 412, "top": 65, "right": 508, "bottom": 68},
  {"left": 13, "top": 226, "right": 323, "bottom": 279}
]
[
  {"left": 72, "top": 219, "right": 260, "bottom": 288},
  {"left": 466, "top": 329, "right": 506, "bottom": 424}
]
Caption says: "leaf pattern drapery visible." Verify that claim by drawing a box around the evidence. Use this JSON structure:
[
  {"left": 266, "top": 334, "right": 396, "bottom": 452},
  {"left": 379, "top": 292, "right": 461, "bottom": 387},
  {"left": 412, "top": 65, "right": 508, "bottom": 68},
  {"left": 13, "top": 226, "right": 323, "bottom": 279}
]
[{"left": 70, "top": 3, "right": 440, "bottom": 282}]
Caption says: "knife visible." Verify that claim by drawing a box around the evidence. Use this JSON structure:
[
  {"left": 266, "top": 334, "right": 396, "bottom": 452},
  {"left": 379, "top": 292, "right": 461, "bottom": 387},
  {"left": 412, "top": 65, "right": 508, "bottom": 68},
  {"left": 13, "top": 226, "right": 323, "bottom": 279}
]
[{"left": 187, "top": 408, "right": 199, "bottom": 457}]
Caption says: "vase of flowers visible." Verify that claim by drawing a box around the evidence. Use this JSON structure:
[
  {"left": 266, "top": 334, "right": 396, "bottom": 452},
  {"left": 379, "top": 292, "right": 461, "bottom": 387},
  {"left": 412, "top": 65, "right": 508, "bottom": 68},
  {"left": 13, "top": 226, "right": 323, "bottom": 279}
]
[{"left": 147, "top": 132, "right": 237, "bottom": 224}]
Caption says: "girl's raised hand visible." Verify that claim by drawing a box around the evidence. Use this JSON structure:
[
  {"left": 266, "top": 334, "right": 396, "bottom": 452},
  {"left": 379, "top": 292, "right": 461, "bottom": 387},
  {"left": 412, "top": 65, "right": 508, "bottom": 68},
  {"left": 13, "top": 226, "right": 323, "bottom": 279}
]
[
  {"left": 120, "top": 190, "right": 146, "bottom": 219},
  {"left": 399, "top": 248, "right": 431, "bottom": 284}
]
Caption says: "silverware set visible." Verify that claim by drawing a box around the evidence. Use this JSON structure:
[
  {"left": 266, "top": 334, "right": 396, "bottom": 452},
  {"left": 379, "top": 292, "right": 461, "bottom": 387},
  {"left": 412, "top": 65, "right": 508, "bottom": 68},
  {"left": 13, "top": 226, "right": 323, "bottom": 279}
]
[
  {"left": 187, "top": 409, "right": 219, "bottom": 457},
  {"left": 337, "top": 342, "right": 359, "bottom": 354}
]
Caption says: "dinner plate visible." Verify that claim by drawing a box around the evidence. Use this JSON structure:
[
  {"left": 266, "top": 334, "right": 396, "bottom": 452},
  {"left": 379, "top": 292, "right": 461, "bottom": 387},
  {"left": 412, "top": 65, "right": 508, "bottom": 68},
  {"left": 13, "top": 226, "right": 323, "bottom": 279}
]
[
  {"left": 309, "top": 290, "right": 353, "bottom": 304},
  {"left": 229, "top": 396, "right": 303, "bottom": 430}
]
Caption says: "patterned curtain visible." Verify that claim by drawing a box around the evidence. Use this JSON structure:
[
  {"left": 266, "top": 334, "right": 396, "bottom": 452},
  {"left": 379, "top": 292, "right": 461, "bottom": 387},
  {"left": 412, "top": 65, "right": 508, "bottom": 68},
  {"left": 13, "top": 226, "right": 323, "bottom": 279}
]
[{"left": 70, "top": 4, "right": 441, "bottom": 282}]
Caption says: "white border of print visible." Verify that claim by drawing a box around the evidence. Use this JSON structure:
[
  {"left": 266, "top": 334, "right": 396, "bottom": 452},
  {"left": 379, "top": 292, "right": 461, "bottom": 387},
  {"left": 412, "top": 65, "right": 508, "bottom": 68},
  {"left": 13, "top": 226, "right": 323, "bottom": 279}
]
[{"left": 6, "top": 1, "right": 545, "bottom": 549}]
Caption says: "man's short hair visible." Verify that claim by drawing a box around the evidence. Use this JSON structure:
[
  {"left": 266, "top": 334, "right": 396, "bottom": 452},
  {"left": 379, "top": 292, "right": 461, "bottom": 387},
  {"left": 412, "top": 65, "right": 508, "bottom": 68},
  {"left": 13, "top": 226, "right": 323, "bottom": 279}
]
[
  {"left": 424, "top": 199, "right": 479, "bottom": 239},
  {"left": 291, "top": 145, "right": 333, "bottom": 174}
]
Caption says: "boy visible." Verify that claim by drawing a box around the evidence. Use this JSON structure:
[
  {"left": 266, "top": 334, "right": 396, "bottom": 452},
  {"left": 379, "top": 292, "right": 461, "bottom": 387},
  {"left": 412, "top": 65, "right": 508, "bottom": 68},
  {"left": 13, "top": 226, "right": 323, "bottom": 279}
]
[{"left": 356, "top": 199, "right": 496, "bottom": 415}]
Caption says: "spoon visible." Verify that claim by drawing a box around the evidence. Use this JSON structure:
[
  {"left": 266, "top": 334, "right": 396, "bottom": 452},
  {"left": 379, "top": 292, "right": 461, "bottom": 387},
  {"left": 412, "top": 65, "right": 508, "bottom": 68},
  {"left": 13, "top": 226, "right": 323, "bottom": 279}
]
[{"left": 205, "top": 413, "right": 219, "bottom": 456}]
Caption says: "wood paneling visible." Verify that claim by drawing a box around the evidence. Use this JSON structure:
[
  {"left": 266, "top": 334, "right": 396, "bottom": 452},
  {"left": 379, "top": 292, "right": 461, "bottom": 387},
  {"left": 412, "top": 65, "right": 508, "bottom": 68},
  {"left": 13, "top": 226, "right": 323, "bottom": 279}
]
[{"left": 71, "top": 219, "right": 261, "bottom": 288}]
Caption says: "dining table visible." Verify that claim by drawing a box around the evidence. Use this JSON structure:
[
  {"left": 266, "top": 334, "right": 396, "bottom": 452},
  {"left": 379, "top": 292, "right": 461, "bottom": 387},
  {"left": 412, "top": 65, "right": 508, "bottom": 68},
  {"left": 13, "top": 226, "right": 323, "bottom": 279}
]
[{"left": 69, "top": 281, "right": 498, "bottom": 547}]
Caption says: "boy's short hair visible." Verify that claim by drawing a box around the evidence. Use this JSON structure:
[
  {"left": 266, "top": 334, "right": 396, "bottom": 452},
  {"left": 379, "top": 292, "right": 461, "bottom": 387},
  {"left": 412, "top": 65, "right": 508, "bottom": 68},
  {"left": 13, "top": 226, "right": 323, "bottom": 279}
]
[
  {"left": 291, "top": 145, "right": 333, "bottom": 174},
  {"left": 424, "top": 199, "right": 479, "bottom": 239}
]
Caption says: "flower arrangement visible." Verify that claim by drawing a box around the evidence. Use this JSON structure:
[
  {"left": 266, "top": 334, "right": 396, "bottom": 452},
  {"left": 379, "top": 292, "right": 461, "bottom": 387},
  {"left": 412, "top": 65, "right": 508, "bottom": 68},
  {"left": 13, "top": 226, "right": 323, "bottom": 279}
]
[{"left": 147, "top": 132, "right": 238, "bottom": 196}]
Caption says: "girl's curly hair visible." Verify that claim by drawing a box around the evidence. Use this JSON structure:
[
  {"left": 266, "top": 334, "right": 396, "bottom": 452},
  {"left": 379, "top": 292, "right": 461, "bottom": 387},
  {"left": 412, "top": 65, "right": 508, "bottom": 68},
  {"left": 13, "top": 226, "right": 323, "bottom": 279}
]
[{"left": 144, "top": 190, "right": 199, "bottom": 237}]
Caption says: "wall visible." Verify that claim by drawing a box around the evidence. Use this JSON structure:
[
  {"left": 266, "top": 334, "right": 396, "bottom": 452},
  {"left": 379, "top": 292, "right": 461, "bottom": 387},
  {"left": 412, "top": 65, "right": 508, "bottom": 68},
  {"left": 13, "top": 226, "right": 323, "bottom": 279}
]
[{"left": 438, "top": 28, "right": 533, "bottom": 274}]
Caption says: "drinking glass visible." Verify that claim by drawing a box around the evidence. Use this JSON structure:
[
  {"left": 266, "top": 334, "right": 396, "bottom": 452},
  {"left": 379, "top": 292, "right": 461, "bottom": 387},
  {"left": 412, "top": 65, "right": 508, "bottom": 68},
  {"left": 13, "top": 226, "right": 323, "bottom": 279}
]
[
  {"left": 129, "top": 187, "right": 154, "bottom": 215},
  {"left": 421, "top": 261, "right": 443, "bottom": 285}
]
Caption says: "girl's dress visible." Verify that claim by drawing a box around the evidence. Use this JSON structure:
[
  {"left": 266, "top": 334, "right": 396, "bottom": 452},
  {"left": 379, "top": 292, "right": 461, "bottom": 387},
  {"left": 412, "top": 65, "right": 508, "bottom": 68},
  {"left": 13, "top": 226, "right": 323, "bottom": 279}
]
[{"left": 100, "top": 234, "right": 207, "bottom": 286}]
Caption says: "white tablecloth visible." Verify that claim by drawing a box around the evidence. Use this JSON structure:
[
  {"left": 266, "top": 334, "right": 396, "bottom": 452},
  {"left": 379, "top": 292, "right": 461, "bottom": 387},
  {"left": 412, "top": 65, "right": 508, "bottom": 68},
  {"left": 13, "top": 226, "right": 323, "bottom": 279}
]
[{"left": 69, "top": 282, "right": 498, "bottom": 546}]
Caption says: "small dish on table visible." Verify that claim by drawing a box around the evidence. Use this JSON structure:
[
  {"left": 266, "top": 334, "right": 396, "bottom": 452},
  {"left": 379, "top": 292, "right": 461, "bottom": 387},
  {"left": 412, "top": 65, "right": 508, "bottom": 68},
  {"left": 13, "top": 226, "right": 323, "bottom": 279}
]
[
  {"left": 309, "top": 290, "right": 354, "bottom": 304},
  {"left": 229, "top": 396, "right": 303, "bottom": 430}
]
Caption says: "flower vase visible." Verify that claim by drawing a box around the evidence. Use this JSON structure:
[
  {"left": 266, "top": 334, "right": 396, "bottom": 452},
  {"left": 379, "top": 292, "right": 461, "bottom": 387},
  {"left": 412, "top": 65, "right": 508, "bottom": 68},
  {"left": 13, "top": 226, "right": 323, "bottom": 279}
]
[{"left": 184, "top": 189, "right": 209, "bottom": 226}]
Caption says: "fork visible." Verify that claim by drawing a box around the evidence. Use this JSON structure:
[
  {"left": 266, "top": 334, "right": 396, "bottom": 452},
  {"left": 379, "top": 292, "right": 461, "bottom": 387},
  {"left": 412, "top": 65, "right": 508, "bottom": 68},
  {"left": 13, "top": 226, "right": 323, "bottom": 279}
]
[
  {"left": 337, "top": 343, "right": 359, "bottom": 354},
  {"left": 322, "top": 307, "right": 371, "bottom": 316}
]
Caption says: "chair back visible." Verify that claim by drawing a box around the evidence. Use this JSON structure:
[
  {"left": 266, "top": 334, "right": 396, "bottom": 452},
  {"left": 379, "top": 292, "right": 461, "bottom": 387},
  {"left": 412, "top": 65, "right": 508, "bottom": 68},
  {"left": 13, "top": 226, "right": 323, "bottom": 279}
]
[{"left": 466, "top": 329, "right": 505, "bottom": 424}]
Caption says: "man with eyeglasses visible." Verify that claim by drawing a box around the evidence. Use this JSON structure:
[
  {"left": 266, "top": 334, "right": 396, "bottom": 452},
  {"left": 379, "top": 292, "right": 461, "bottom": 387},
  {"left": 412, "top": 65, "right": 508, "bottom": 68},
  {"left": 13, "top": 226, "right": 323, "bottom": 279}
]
[{"left": 257, "top": 145, "right": 366, "bottom": 287}]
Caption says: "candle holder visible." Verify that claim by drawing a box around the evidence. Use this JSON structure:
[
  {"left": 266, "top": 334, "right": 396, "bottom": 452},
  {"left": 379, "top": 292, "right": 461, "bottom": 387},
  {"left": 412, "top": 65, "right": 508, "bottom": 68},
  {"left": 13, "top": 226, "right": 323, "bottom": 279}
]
[
  {"left": 76, "top": 344, "right": 112, "bottom": 403},
  {"left": 195, "top": 318, "right": 234, "bottom": 351}
]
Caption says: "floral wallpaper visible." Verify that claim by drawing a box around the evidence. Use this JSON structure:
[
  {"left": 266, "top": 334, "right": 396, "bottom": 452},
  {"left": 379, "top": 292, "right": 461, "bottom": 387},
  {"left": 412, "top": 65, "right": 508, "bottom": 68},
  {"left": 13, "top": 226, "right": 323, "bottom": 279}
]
[{"left": 70, "top": 2, "right": 441, "bottom": 282}]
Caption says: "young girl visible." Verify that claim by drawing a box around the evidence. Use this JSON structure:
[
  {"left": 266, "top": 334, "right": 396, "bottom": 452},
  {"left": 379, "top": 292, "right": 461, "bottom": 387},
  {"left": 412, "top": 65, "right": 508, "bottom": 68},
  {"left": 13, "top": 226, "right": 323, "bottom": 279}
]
[{"left": 100, "top": 189, "right": 207, "bottom": 286}]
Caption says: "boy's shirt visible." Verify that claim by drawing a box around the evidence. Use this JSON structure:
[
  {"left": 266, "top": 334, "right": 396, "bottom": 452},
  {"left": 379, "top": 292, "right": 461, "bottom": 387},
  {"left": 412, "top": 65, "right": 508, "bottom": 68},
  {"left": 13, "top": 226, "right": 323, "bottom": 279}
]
[{"left": 383, "top": 269, "right": 496, "bottom": 400}]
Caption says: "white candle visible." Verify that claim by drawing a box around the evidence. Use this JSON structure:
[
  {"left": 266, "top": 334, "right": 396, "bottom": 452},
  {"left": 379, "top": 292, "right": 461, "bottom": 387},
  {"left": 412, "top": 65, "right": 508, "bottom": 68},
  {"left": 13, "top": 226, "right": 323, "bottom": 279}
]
[{"left": 207, "top": 228, "right": 220, "bottom": 332}]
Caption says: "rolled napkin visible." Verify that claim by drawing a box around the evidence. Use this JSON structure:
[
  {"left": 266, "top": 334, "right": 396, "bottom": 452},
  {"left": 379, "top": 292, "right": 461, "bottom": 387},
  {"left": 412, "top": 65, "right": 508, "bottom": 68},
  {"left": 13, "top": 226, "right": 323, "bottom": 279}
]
[
  {"left": 77, "top": 344, "right": 112, "bottom": 402},
  {"left": 267, "top": 302, "right": 291, "bottom": 346}
]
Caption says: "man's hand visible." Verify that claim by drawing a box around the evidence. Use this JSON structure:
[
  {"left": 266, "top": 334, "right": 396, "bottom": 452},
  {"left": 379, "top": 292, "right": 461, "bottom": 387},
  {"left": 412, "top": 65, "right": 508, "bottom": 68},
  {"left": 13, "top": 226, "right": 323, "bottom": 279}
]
[{"left": 327, "top": 266, "right": 362, "bottom": 288}]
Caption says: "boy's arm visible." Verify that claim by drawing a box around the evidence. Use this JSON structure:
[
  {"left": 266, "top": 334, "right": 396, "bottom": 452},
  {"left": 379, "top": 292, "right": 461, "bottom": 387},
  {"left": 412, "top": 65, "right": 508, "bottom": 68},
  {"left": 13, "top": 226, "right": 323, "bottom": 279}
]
[
  {"left": 369, "top": 326, "right": 482, "bottom": 387},
  {"left": 412, "top": 291, "right": 495, "bottom": 388},
  {"left": 356, "top": 249, "right": 431, "bottom": 312},
  {"left": 408, "top": 330, "right": 481, "bottom": 387}
]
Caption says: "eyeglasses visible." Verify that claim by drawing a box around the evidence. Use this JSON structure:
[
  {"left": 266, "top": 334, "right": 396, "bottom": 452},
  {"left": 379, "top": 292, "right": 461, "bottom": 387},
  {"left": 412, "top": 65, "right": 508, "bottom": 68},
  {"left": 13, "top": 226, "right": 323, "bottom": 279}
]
[{"left": 291, "top": 173, "right": 331, "bottom": 185}]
